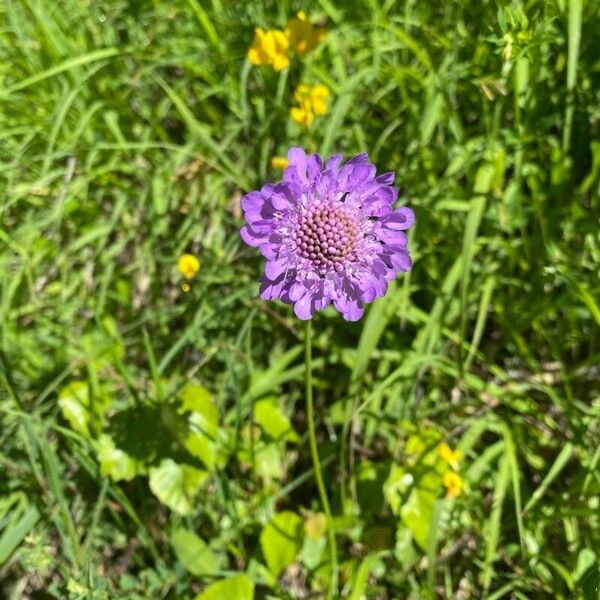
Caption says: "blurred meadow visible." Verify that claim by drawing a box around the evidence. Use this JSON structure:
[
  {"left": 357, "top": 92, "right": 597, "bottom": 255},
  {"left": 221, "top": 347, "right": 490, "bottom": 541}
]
[{"left": 1, "top": 0, "right": 600, "bottom": 598}]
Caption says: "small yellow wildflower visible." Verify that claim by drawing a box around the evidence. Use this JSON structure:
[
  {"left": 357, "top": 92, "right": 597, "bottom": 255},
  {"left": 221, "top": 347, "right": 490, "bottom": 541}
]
[
  {"left": 438, "top": 443, "right": 462, "bottom": 469},
  {"left": 248, "top": 27, "right": 290, "bottom": 71},
  {"left": 181, "top": 282, "right": 191, "bottom": 293},
  {"left": 177, "top": 254, "right": 200, "bottom": 280},
  {"left": 290, "top": 83, "right": 330, "bottom": 126},
  {"left": 285, "top": 11, "right": 326, "bottom": 56},
  {"left": 304, "top": 511, "right": 327, "bottom": 539},
  {"left": 443, "top": 471, "right": 464, "bottom": 499},
  {"left": 270, "top": 156, "right": 289, "bottom": 170},
  {"left": 309, "top": 83, "right": 330, "bottom": 115}
]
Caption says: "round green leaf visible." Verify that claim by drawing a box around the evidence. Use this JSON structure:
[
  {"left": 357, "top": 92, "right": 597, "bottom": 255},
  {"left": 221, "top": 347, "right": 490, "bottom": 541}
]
[
  {"left": 171, "top": 528, "right": 219, "bottom": 576},
  {"left": 260, "top": 511, "right": 303, "bottom": 577},
  {"left": 148, "top": 459, "right": 207, "bottom": 515},
  {"left": 194, "top": 575, "right": 254, "bottom": 600}
]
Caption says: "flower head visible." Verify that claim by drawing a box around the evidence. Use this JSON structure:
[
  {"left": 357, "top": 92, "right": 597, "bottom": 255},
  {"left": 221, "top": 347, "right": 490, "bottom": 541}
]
[
  {"left": 248, "top": 27, "right": 290, "bottom": 71},
  {"left": 443, "top": 471, "right": 464, "bottom": 498},
  {"left": 178, "top": 254, "right": 200, "bottom": 279},
  {"left": 240, "top": 147, "right": 415, "bottom": 321},
  {"left": 286, "top": 11, "right": 326, "bottom": 56},
  {"left": 438, "top": 443, "right": 462, "bottom": 469},
  {"left": 290, "top": 84, "right": 330, "bottom": 126}
]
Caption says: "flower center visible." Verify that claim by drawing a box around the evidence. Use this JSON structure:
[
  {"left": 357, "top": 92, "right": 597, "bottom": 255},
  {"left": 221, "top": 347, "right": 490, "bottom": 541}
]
[{"left": 292, "top": 203, "right": 360, "bottom": 272}]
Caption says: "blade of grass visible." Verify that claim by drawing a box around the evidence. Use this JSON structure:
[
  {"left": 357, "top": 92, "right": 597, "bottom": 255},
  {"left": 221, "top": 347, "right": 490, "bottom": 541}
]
[
  {"left": 562, "top": 0, "right": 583, "bottom": 152},
  {"left": 1, "top": 48, "right": 122, "bottom": 96},
  {"left": 501, "top": 424, "right": 525, "bottom": 558},
  {"left": 0, "top": 506, "right": 40, "bottom": 566},
  {"left": 482, "top": 450, "right": 509, "bottom": 591},
  {"left": 143, "top": 327, "right": 164, "bottom": 401},
  {"left": 523, "top": 443, "right": 574, "bottom": 515}
]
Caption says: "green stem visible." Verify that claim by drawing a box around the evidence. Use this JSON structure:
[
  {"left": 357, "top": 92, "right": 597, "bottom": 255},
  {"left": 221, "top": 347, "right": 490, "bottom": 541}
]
[{"left": 305, "top": 320, "right": 338, "bottom": 598}]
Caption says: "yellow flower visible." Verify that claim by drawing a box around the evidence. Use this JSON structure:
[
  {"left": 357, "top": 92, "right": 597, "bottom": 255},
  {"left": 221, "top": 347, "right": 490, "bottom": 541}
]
[
  {"left": 270, "top": 156, "right": 289, "bottom": 170},
  {"left": 290, "top": 83, "right": 329, "bottom": 126},
  {"left": 286, "top": 11, "right": 326, "bottom": 56},
  {"left": 438, "top": 442, "right": 462, "bottom": 469},
  {"left": 294, "top": 83, "right": 311, "bottom": 103},
  {"left": 309, "top": 83, "right": 330, "bottom": 115},
  {"left": 177, "top": 254, "right": 200, "bottom": 279},
  {"left": 304, "top": 512, "right": 327, "bottom": 539},
  {"left": 248, "top": 27, "right": 290, "bottom": 71},
  {"left": 290, "top": 103, "right": 314, "bottom": 126},
  {"left": 443, "top": 471, "right": 464, "bottom": 499}
]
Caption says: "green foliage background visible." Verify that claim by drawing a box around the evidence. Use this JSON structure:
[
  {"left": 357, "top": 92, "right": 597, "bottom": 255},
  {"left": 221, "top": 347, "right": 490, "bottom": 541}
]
[{"left": 1, "top": 0, "right": 599, "bottom": 598}]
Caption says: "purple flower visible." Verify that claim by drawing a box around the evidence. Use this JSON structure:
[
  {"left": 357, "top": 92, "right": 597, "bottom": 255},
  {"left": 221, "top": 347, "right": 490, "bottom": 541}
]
[{"left": 240, "top": 147, "right": 415, "bottom": 321}]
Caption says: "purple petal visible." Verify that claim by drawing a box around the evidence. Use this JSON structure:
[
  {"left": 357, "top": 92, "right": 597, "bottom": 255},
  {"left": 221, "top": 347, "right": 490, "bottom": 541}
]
[
  {"left": 294, "top": 292, "right": 314, "bottom": 320},
  {"left": 307, "top": 154, "right": 323, "bottom": 182},
  {"left": 357, "top": 272, "right": 388, "bottom": 303},
  {"left": 285, "top": 147, "right": 308, "bottom": 185},
  {"left": 265, "top": 256, "right": 289, "bottom": 279},
  {"left": 333, "top": 295, "right": 364, "bottom": 321},
  {"left": 241, "top": 191, "right": 264, "bottom": 213},
  {"left": 375, "top": 228, "right": 408, "bottom": 246},
  {"left": 261, "top": 183, "right": 275, "bottom": 198},
  {"left": 375, "top": 172, "right": 395, "bottom": 185},
  {"left": 288, "top": 282, "right": 306, "bottom": 302},
  {"left": 389, "top": 250, "right": 412, "bottom": 272},
  {"left": 346, "top": 152, "right": 369, "bottom": 165},
  {"left": 350, "top": 164, "right": 376, "bottom": 186},
  {"left": 259, "top": 243, "right": 278, "bottom": 260},
  {"left": 269, "top": 190, "right": 293, "bottom": 211},
  {"left": 371, "top": 257, "right": 390, "bottom": 277},
  {"left": 381, "top": 207, "right": 415, "bottom": 230},
  {"left": 325, "top": 153, "right": 343, "bottom": 172},
  {"left": 260, "top": 274, "right": 286, "bottom": 300},
  {"left": 240, "top": 225, "right": 267, "bottom": 247}
]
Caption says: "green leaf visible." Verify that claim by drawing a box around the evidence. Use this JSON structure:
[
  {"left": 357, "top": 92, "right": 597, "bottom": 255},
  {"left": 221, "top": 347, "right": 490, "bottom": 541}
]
[
  {"left": 405, "top": 428, "right": 443, "bottom": 467},
  {"left": 300, "top": 535, "right": 327, "bottom": 571},
  {"left": 400, "top": 475, "right": 438, "bottom": 551},
  {"left": 58, "top": 381, "right": 91, "bottom": 438},
  {"left": 107, "top": 405, "right": 177, "bottom": 464},
  {"left": 383, "top": 464, "right": 409, "bottom": 515},
  {"left": 180, "top": 384, "right": 220, "bottom": 469},
  {"left": 96, "top": 435, "right": 140, "bottom": 482},
  {"left": 179, "top": 384, "right": 214, "bottom": 415},
  {"left": 58, "top": 377, "right": 111, "bottom": 439},
  {"left": 356, "top": 460, "right": 388, "bottom": 515},
  {"left": 254, "top": 397, "right": 298, "bottom": 442},
  {"left": 0, "top": 506, "right": 40, "bottom": 566},
  {"left": 194, "top": 575, "right": 254, "bottom": 600},
  {"left": 237, "top": 440, "right": 283, "bottom": 483},
  {"left": 171, "top": 528, "right": 219, "bottom": 576},
  {"left": 260, "top": 511, "right": 303, "bottom": 577},
  {"left": 362, "top": 525, "right": 394, "bottom": 552},
  {"left": 148, "top": 459, "right": 207, "bottom": 516},
  {"left": 574, "top": 548, "right": 600, "bottom": 597},
  {"left": 349, "top": 553, "right": 385, "bottom": 600}
]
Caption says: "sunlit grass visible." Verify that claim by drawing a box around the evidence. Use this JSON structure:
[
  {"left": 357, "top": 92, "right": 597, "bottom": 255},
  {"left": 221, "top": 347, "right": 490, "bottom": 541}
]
[{"left": 0, "top": 1, "right": 599, "bottom": 598}]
